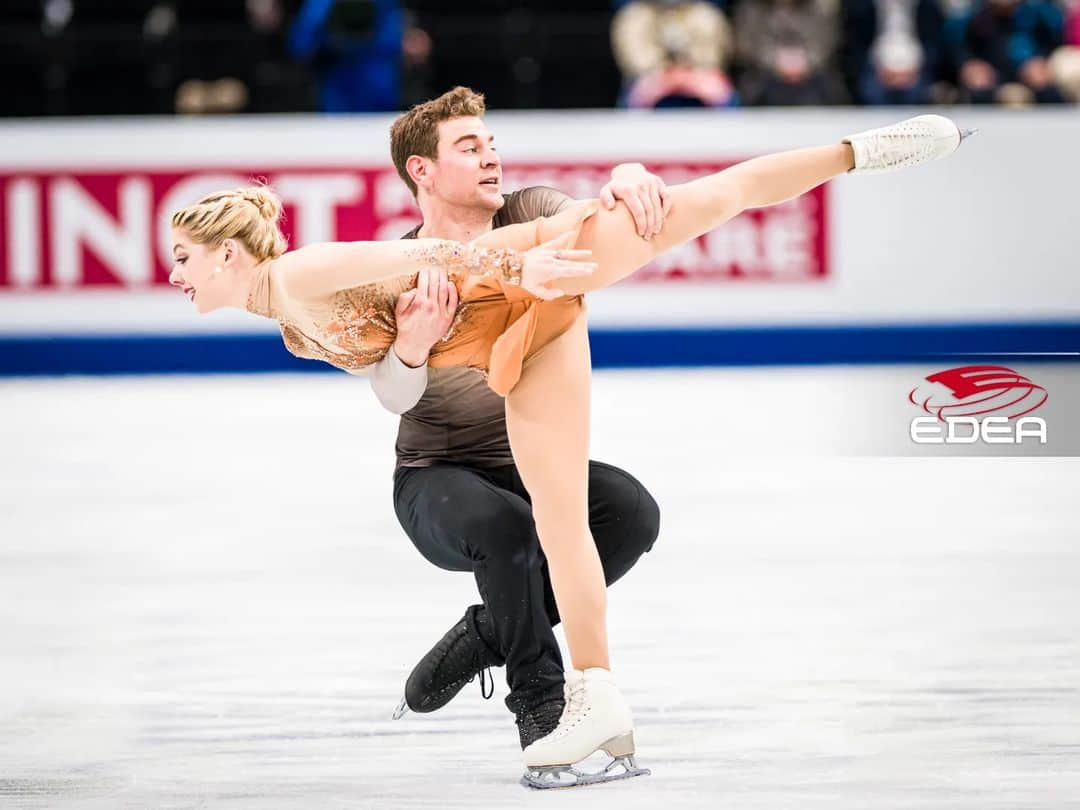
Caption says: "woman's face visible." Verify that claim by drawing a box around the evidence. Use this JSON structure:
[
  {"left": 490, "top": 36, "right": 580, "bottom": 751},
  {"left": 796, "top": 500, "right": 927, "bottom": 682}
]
[{"left": 168, "top": 229, "right": 228, "bottom": 314}]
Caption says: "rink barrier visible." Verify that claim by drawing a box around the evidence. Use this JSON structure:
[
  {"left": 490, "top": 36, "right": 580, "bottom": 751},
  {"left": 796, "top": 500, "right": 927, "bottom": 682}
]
[
  {"left": 2, "top": 321, "right": 1077, "bottom": 376},
  {"left": 2, "top": 110, "right": 1078, "bottom": 377}
]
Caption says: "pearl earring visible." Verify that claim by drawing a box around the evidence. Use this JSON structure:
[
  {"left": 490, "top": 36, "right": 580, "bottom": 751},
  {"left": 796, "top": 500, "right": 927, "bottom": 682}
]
[{"left": 213, "top": 266, "right": 223, "bottom": 275}]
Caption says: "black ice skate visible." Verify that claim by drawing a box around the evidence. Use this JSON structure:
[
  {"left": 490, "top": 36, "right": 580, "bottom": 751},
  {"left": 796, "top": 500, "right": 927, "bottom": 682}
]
[{"left": 392, "top": 605, "right": 501, "bottom": 719}]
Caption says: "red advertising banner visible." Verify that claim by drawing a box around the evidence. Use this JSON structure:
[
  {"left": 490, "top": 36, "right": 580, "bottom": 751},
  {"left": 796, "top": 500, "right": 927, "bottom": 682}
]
[{"left": 0, "top": 162, "right": 827, "bottom": 291}]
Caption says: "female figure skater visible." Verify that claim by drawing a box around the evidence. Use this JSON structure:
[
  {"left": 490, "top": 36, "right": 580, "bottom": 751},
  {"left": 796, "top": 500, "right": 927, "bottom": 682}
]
[{"left": 169, "top": 114, "right": 971, "bottom": 787}]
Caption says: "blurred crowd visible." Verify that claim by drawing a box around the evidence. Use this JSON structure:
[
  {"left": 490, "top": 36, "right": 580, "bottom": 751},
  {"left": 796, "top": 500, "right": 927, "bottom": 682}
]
[
  {"left": 3, "top": 0, "right": 1079, "bottom": 116},
  {"left": 2, "top": 0, "right": 432, "bottom": 116},
  {"left": 613, "top": 0, "right": 1080, "bottom": 107}
]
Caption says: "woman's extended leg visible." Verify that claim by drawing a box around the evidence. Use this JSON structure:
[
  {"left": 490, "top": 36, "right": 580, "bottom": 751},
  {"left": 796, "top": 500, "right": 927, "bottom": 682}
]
[
  {"left": 550, "top": 143, "right": 856, "bottom": 295},
  {"left": 497, "top": 143, "right": 858, "bottom": 675},
  {"left": 547, "top": 113, "right": 971, "bottom": 295},
  {"left": 503, "top": 313, "right": 608, "bottom": 672}
]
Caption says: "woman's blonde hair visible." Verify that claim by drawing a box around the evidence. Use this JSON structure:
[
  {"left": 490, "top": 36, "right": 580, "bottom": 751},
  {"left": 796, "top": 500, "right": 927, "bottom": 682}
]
[{"left": 171, "top": 185, "right": 288, "bottom": 262}]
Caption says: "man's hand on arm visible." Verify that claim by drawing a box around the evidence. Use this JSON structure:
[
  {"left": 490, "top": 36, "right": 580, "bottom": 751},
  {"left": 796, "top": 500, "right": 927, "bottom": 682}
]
[
  {"left": 369, "top": 268, "right": 458, "bottom": 415},
  {"left": 392, "top": 267, "right": 458, "bottom": 367},
  {"left": 599, "top": 162, "right": 672, "bottom": 240}
]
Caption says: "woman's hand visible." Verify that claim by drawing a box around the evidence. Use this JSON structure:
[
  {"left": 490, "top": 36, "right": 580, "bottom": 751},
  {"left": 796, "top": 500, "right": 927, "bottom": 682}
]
[{"left": 520, "top": 231, "right": 596, "bottom": 301}]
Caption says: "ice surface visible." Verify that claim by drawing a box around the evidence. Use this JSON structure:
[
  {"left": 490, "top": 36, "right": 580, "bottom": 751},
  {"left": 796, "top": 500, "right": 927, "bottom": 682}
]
[{"left": 1, "top": 368, "right": 1078, "bottom": 809}]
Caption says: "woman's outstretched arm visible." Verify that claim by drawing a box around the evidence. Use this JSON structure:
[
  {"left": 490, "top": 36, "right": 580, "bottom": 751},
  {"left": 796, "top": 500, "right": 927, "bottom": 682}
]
[
  {"left": 275, "top": 235, "right": 594, "bottom": 301},
  {"left": 276, "top": 140, "right": 845, "bottom": 303},
  {"left": 275, "top": 238, "right": 517, "bottom": 300}
]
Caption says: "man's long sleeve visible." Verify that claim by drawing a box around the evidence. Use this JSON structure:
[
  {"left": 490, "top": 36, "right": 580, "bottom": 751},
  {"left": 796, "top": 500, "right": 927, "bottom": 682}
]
[{"left": 370, "top": 348, "right": 428, "bottom": 414}]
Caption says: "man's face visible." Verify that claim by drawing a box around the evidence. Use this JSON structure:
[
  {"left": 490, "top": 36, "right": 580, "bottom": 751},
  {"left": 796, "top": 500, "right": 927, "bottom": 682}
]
[{"left": 426, "top": 116, "right": 504, "bottom": 212}]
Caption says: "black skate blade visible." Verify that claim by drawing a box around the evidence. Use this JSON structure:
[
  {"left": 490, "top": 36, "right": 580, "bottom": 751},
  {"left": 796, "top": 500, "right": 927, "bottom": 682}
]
[
  {"left": 392, "top": 696, "right": 410, "bottom": 720},
  {"left": 520, "top": 755, "right": 650, "bottom": 790}
]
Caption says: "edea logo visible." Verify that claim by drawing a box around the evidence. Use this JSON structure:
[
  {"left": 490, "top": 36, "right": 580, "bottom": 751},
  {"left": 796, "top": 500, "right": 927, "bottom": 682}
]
[{"left": 908, "top": 365, "right": 1048, "bottom": 445}]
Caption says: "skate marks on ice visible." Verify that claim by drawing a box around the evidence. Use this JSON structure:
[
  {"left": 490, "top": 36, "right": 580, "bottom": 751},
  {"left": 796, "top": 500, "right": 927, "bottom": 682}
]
[{"left": 1, "top": 372, "right": 1079, "bottom": 809}]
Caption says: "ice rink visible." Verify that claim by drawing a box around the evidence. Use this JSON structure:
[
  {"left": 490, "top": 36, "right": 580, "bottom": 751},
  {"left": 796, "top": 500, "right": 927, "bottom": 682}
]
[{"left": 2, "top": 368, "right": 1078, "bottom": 809}]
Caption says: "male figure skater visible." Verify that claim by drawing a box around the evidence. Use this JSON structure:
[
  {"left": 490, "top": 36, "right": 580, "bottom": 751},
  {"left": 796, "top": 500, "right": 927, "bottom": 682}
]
[{"left": 374, "top": 87, "right": 666, "bottom": 751}]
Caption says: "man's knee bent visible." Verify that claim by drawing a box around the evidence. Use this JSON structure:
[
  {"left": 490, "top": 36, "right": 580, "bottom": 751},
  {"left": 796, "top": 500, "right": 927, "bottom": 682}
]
[
  {"left": 633, "top": 486, "right": 661, "bottom": 555},
  {"left": 457, "top": 507, "right": 542, "bottom": 568}
]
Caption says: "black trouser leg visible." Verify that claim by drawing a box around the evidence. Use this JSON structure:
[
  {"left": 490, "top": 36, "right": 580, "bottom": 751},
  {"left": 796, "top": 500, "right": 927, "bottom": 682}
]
[
  {"left": 394, "top": 464, "right": 564, "bottom": 715},
  {"left": 393, "top": 460, "right": 660, "bottom": 715}
]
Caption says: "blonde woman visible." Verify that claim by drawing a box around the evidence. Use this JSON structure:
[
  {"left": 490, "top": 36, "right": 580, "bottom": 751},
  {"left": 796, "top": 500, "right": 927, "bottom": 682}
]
[{"left": 169, "top": 114, "right": 971, "bottom": 787}]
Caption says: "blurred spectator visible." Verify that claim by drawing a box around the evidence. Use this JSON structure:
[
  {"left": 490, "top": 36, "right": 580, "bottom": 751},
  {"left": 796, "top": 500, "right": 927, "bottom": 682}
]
[
  {"left": 174, "top": 0, "right": 292, "bottom": 115},
  {"left": 289, "top": 0, "right": 403, "bottom": 112},
  {"left": 611, "top": 0, "right": 738, "bottom": 108},
  {"left": 733, "top": 0, "right": 848, "bottom": 105},
  {"left": 946, "top": 0, "right": 1066, "bottom": 104},
  {"left": 249, "top": 0, "right": 285, "bottom": 32},
  {"left": 1048, "top": 0, "right": 1080, "bottom": 100},
  {"left": 176, "top": 78, "right": 251, "bottom": 115},
  {"left": 843, "top": 0, "right": 945, "bottom": 105},
  {"left": 400, "top": 9, "right": 434, "bottom": 108}
]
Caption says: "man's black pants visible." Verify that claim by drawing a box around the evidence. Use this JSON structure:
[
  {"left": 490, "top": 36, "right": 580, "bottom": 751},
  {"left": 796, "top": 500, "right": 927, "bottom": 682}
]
[{"left": 393, "top": 460, "right": 660, "bottom": 716}]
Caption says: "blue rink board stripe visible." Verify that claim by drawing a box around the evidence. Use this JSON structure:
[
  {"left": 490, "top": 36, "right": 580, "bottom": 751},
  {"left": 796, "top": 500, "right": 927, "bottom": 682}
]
[{"left": 1, "top": 322, "right": 1078, "bottom": 376}]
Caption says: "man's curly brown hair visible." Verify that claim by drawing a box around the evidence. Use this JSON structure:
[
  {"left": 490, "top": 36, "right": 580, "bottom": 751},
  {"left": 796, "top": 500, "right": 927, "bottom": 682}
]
[{"left": 390, "top": 86, "right": 487, "bottom": 197}]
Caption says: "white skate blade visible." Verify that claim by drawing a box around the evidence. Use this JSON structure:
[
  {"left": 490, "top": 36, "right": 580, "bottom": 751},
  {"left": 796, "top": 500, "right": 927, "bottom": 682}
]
[
  {"left": 520, "top": 754, "right": 651, "bottom": 790},
  {"left": 392, "top": 696, "right": 410, "bottom": 720}
]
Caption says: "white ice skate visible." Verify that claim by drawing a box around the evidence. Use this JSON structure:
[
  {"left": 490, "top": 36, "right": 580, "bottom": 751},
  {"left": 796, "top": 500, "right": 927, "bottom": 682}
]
[
  {"left": 843, "top": 114, "right": 977, "bottom": 175},
  {"left": 520, "top": 668, "right": 650, "bottom": 790}
]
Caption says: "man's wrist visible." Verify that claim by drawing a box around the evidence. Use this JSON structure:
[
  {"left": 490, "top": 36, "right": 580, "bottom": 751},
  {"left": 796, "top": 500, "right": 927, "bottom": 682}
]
[{"left": 392, "top": 341, "right": 432, "bottom": 369}]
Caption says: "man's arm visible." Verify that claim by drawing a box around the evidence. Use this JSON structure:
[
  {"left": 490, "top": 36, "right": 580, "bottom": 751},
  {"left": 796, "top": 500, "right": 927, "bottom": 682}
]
[
  {"left": 370, "top": 345, "right": 430, "bottom": 415},
  {"left": 599, "top": 163, "right": 672, "bottom": 239},
  {"left": 369, "top": 267, "right": 457, "bottom": 414},
  {"left": 511, "top": 164, "right": 671, "bottom": 239}
]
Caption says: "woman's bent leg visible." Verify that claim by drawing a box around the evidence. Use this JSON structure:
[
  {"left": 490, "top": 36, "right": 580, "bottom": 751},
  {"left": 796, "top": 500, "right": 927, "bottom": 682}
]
[
  {"left": 547, "top": 143, "right": 854, "bottom": 296},
  {"left": 505, "top": 313, "right": 609, "bottom": 671}
]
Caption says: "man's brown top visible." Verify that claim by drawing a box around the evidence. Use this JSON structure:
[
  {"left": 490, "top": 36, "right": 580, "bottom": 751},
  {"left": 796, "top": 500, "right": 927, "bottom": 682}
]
[{"left": 396, "top": 186, "right": 573, "bottom": 469}]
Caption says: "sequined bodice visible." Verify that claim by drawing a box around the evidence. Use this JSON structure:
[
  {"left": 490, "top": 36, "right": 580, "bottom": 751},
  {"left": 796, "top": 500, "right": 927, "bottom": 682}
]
[
  {"left": 244, "top": 202, "right": 595, "bottom": 395},
  {"left": 245, "top": 241, "right": 527, "bottom": 375},
  {"left": 298, "top": 280, "right": 404, "bottom": 368},
  {"left": 275, "top": 276, "right": 410, "bottom": 372}
]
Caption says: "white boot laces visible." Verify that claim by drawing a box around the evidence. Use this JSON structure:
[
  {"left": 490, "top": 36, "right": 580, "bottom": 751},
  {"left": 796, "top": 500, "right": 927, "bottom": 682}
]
[
  {"left": 555, "top": 677, "right": 589, "bottom": 737},
  {"left": 867, "top": 121, "right": 934, "bottom": 168}
]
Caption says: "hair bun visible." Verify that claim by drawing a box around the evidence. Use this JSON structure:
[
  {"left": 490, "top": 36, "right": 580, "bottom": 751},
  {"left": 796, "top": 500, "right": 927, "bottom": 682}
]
[
  {"left": 174, "top": 184, "right": 289, "bottom": 263},
  {"left": 240, "top": 186, "right": 282, "bottom": 222}
]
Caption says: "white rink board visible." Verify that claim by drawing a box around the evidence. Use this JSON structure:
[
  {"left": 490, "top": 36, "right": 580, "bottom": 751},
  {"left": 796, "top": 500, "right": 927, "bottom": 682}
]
[{"left": 1, "top": 109, "right": 1079, "bottom": 335}]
